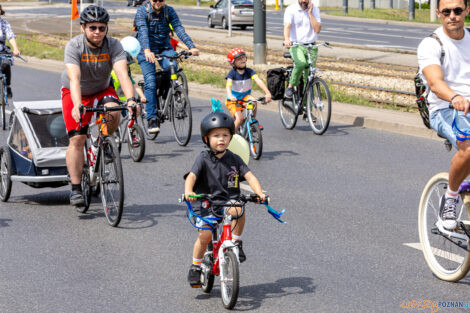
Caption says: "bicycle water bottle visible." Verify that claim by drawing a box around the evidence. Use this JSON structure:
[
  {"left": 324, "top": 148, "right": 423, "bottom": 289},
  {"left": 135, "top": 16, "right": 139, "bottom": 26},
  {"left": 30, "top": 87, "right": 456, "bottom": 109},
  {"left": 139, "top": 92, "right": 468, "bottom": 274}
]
[{"left": 87, "top": 142, "right": 98, "bottom": 166}]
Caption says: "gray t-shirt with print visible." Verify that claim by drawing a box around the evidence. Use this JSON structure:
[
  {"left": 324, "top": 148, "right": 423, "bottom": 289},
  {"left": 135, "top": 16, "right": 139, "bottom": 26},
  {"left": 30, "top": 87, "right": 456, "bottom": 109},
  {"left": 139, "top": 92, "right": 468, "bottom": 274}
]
[{"left": 61, "top": 34, "right": 126, "bottom": 96}]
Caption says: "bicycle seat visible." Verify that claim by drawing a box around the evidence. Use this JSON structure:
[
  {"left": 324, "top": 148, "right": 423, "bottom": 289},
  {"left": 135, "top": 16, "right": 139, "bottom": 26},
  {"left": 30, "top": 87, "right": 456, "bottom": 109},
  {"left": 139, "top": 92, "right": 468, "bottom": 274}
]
[{"left": 283, "top": 52, "right": 292, "bottom": 59}]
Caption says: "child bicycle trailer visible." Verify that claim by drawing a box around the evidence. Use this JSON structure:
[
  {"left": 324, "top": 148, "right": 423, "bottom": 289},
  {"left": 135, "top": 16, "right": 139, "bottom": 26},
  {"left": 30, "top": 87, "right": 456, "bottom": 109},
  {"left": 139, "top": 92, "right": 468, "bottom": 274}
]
[{"left": 0, "top": 100, "right": 69, "bottom": 202}]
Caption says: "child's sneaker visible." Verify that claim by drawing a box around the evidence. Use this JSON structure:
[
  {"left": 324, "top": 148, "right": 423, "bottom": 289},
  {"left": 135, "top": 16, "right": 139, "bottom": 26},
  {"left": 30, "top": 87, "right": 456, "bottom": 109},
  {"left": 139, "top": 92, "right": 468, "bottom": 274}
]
[
  {"left": 187, "top": 264, "right": 202, "bottom": 287},
  {"left": 234, "top": 240, "right": 246, "bottom": 263}
]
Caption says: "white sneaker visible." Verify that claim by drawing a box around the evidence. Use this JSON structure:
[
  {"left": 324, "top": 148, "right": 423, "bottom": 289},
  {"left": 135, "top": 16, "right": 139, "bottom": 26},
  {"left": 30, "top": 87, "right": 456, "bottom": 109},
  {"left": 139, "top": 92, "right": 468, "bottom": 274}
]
[{"left": 439, "top": 196, "right": 458, "bottom": 230}]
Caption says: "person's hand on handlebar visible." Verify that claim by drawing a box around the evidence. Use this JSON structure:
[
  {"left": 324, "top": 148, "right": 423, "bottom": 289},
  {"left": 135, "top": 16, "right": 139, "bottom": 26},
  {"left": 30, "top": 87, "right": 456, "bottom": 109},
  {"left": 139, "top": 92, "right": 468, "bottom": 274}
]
[
  {"left": 452, "top": 95, "right": 470, "bottom": 115},
  {"left": 72, "top": 104, "right": 82, "bottom": 123},
  {"left": 144, "top": 49, "right": 156, "bottom": 63},
  {"left": 126, "top": 99, "right": 140, "bottom": 117},
  {"left": 185, "top": 191, "right": 197, "bottom": 202},
  {"left": 257, "top": 193, "right": 267, "bottom": 203},
  {"left": 284, "top": 40, "right": 292, "bottom": 49},
  {"left": 13, "top": 49, "right": 20, "bottom": 57},
  {"left": 189, "top": 48, "right": 199, "bottom": 56}
]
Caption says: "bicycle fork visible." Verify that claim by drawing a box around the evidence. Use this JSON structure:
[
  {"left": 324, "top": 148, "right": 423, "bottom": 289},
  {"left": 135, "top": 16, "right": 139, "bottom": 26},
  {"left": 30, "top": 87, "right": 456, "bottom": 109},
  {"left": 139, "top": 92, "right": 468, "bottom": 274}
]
[{"left": 212, "top": 216, "right": 240, "bottom": 276}]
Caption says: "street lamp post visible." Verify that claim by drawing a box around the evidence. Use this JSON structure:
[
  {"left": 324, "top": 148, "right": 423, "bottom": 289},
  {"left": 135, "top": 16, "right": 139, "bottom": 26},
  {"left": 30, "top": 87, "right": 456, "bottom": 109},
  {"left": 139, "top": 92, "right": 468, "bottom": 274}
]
[
  {"left": 409, "top": 0, "right": 415, "bottom": 20},
  {"left": 343, "top": 0, "right": 348, "bottom": 14},
  {"left": 253, "top": 0, "right": 266, "bottom": 64},
  {"left": 389, "top": 0, "right": 393, "bottom": 8},
  {"left": 359, "top": 0, "right": 363, "bottom": 11},
  {"left": 370, "top": 0, "right": 375, "bottom": 9},
  {"left": 228, "top": 0, "right": 232, "bottom": 37}
]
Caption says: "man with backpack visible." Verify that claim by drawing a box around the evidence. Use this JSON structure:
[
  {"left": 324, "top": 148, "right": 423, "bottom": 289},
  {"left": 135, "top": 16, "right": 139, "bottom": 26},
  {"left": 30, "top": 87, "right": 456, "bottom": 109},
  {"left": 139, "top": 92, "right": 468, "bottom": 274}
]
[
  {"left": 135, "top": 0, "right": 199, "bottom": 134},
  {"left": 417, "top": 0, "right": 470, "bottom": 230}
]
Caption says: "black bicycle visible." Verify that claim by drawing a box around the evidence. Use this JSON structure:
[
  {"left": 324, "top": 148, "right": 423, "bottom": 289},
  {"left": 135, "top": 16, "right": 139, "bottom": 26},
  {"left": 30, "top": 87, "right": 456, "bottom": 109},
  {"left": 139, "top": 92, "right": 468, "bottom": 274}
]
[
  {"left": 139, "top": 50, "right": 193, "bottom": 146},
  {"left": 279, "top": 42, "right": 332, "bottom": 135},
  {"left": 0, "top": 52, "right": 26, "bottom": 130},
  {"left": 78, "top": 104, "right": 127, "bottom": 227}
]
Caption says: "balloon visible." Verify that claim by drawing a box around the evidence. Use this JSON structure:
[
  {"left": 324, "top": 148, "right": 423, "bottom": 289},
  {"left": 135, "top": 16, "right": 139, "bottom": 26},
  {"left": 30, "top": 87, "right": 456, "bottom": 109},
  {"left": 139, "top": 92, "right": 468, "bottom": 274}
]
[{"left": 228, "top": 134, "right": 250, "bottom": 165}]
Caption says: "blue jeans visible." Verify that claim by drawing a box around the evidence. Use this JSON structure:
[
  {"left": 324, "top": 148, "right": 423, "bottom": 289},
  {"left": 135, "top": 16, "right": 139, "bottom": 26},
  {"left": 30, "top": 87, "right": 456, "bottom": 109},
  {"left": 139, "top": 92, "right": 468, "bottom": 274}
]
[
  {"left": 430, "top": 108, "right": 470, "bottom": 148},
  {"left": 137, "top": 49, "right": 178, "bottom": 120}
]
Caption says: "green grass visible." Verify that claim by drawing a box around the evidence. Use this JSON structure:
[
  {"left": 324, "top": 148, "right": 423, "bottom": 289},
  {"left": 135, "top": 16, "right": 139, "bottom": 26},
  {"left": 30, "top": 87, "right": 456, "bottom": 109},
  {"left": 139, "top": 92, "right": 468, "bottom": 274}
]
[
  {"left": 15, "top": 35, "right": 65, "bottom": 61},
  {"left": 328, "top": 8, "right": 470, "bottom": 24}
]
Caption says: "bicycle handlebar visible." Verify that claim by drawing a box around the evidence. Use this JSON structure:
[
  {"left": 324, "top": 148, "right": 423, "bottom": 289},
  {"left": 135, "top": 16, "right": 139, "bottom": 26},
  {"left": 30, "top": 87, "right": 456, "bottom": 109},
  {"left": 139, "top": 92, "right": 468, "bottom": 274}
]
[
  {"left": 232, "top": 97, "right": 267, "bottom": 105},
  {"left": 291, "top": 41, "right": 330, "bottom": 49},
  {"left": 76, "top": 104, "right": 129, "bottom": 131},
  {"left": 0, "top": 52, "right": 27, "bottom": 63},
  {"left": 155, "top": 50, "right": 193, "bottom": 61}
]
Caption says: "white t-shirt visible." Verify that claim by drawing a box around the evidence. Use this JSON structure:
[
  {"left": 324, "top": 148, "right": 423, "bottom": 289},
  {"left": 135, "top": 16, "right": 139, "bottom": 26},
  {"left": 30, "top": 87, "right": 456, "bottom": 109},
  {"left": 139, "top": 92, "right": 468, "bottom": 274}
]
[
  {"left": 417, "top": 26, "right": 470, "bottom": 113},
  {"left": 283, "top": 2, "right": 321, "bottom": 43}
]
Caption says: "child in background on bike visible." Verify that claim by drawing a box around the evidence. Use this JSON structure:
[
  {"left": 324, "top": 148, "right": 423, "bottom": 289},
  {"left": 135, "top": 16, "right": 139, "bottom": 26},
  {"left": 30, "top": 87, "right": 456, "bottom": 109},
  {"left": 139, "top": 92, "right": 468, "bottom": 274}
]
[
  {"left": 225, "top": 48, "right": 272, "bottom": 132},
  {"left": 184, "top": 111, "right": 266, "bottom": 287},
  {"left": 111, "top": 36, "right": 146, "bottom": 105}
]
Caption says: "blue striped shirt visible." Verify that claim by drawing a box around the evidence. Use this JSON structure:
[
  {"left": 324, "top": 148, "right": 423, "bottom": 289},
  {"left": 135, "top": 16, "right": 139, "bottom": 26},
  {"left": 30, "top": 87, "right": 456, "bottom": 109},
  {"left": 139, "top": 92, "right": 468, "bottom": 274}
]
[{"left": 135, "top": 4, "right": 195, "bottom": 51}]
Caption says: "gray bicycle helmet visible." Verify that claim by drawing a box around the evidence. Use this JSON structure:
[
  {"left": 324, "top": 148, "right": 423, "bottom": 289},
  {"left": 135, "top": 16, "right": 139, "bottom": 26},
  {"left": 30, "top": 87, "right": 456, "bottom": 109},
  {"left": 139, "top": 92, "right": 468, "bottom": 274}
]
[
  {"left": 80, "top": 5, "right": 110, "bottom": 25},
  {"left": 200, "top": 111, "right": 235, "bottom": 145}
]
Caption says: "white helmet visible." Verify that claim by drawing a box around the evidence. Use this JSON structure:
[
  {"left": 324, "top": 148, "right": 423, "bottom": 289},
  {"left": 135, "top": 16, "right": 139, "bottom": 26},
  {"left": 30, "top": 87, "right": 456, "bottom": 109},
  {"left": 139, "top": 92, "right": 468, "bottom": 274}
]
[{"left": 120, "top": 36, "right": 141, "bottom": 58}]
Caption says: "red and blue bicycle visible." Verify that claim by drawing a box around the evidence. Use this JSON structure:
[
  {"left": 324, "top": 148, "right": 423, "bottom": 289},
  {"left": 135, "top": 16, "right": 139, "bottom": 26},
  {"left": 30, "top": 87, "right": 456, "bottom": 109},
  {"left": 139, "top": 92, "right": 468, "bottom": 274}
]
[{"left": 181, "top": 193, "right": 285, "bottom": 309}]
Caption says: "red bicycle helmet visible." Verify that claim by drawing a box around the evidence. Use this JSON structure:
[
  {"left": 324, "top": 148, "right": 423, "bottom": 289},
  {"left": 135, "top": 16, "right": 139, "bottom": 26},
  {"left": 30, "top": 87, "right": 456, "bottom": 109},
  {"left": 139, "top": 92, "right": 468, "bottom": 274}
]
[{"left": 227, "top": 48, "right": 246, "bottom": 64}]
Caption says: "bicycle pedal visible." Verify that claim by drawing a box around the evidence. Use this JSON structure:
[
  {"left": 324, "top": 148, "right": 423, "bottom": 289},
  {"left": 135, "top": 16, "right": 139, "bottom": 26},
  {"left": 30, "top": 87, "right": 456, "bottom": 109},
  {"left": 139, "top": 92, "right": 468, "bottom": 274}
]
[{"left": 190, "top": 284, "right": 202, "bottom": 288}]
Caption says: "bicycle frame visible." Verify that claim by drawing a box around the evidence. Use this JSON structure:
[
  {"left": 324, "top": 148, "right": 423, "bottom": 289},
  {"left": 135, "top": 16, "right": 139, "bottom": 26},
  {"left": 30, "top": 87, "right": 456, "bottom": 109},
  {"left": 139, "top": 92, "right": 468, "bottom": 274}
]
[{"left": 239, "top": 102, "right": 259, "bottom": 144}]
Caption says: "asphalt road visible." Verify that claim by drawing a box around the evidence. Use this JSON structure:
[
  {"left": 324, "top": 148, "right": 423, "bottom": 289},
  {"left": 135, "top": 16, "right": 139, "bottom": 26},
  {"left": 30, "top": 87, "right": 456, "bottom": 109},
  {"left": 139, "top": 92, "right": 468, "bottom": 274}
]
[
  {"left": 0, "top": 63, "right": 469, "bottom": 312},
  {"left": 9, "top": 1, "right": 435, "bottom": 51}
]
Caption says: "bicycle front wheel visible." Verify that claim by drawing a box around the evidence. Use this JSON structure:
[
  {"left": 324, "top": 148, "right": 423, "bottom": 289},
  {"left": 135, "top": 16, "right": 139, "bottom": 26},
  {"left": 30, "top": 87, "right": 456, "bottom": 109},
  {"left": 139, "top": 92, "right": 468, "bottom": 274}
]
[
  {"left": 127, "top": 124, "right": 146, "bottom": 162},
  {"left": 220, "top": 250, "right": 239, "bottom": 310},
  {"left": 177, "top": 70, "right": 189, "bottom": 95},
  {"left": 418, "top": 172, "right": 470, "bottom": 281},
  {"left": 278, "top": 77, "right": 298, "bottom": 129},
  {"left": 171, "top": 86, "right": 192, "bottom": 146},
  {"left": 0, "top": 80, "right": 5, "bottom": 131},
  {"left": 306, "top": 78, "right": 332, "bottom": 135},
  {"left": 99, "top": 136, "right": 124, "bottom": 227},
  {"left": 248, "top": 123, "right": 263, "bottom": 160}
]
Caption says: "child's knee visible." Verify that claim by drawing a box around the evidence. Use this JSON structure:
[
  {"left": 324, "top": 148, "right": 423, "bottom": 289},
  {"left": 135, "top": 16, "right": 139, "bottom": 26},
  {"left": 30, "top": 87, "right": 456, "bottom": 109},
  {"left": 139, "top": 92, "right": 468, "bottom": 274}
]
[{"left": 198, "top": 230, "right": 212, "bottom": 245}]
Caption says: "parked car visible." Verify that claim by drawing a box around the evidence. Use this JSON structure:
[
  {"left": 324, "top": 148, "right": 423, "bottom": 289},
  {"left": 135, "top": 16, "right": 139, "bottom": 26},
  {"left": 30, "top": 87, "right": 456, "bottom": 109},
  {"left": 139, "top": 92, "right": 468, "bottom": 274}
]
[
  {"left": 127, "top": 0, "right": 145, "bottom": 7},
  {"left": 207, "top": 0, "right": 253, "bottom": 30}
]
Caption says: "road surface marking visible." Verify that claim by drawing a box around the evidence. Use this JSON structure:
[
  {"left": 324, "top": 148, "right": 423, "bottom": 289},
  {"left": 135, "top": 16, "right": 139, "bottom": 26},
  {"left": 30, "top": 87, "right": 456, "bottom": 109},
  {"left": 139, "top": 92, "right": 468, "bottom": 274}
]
[{"left": 404, "top": 242, "right": 464, "bottom": 263}]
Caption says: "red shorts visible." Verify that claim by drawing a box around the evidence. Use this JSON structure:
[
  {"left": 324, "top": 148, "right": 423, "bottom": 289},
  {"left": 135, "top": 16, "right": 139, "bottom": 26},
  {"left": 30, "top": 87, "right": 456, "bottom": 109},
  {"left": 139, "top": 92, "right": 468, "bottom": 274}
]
[{"left": 61, "top": 86, "right": 119, "bottom": 136}]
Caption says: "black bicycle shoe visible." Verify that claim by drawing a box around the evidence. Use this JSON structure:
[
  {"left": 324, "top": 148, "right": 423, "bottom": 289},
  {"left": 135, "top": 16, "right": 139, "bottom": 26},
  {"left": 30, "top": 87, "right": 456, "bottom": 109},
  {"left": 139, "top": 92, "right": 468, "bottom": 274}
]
[
  {"left": 234, "top": 240, "right": 246, "bottom": 263},
  {"left": 70, "top": 190, "right": 84, "bottom": 206},
  {"left": 187, "top": 264, "right": 202, "bottom": 288},
  {"left": 6, "top": 87, "right": 12, "bottom": 99},
  {"left": 148, "top": 118, "right": 160, "bottom": 134}
]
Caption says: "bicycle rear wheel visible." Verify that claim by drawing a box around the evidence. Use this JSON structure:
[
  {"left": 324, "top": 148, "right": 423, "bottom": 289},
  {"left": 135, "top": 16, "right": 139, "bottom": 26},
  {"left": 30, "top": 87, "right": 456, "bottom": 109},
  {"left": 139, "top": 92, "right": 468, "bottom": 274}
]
[
  {"left": 171, "top": 85, "right": 192, "bottom": 146},
  {"left": 77, "top": 163, "right": 92, "bottom": 213},
  {"left": 306, "top": 78, "right": 331, "bottom": 135},
  {"left": 99, "top": 136, "right": 124, "bottom": 227},
  {"left": 0, "top": 80, "right": 5, "bottom": 131},
  {"left": 220, "top": 250, "right": 239, "bottom": 310},
  {"left": 138, "top": 103, "right": 158, "bottom": 140},
  {"left": 248, "top": 123, "right": 263, "bottom": 160},
  {"left": 127, "top": 124, "right": 146, "bottom": 162},
  {"left": 201, "top": 252, "right": 214, "bottom": 293},
  {"left": 418, "top": 172, "right": 470, "bottom": 282},
  {"left": 0, "top": 146, "right": 12, "bottom": 202}
]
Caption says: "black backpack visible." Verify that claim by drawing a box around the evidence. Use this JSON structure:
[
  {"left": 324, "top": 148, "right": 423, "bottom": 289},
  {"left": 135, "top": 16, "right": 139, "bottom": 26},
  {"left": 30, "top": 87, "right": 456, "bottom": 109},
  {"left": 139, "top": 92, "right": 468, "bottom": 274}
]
[
  {"left": 267, "top": 68, "right": 287, "bottom": 100},
  {"left": 415, "top": 29, "right": 470, "bottom": 129},
  {"left": 132, "top": 2, "right": 173, "bottom": 38}
]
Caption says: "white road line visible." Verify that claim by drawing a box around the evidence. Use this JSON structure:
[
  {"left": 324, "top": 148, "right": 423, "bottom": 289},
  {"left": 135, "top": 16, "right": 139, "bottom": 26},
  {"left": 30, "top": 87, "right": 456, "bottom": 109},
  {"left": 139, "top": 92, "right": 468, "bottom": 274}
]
[
  {"left": 403, "top": 242, "right": 464, "bottom": 263},
  {"left": 323, "top": 27, "right": 423, "bottom": 40}
]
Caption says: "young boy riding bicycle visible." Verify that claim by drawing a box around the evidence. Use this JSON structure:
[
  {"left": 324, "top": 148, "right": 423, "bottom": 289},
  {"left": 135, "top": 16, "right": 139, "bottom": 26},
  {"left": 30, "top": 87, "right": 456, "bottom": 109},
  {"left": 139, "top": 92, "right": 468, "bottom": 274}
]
[
  {"left": 225, "top": 48, "right": 271, "bottom": 132},
  {"left": 184, "top": 111, "right": 266, "bottom": 287}
]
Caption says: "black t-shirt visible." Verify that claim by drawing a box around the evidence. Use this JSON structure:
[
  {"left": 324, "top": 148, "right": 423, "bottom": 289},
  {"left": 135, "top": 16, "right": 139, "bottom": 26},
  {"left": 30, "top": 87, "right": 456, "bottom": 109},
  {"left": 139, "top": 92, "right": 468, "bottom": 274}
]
[{"left": 189, "top": 150, "right": 250, "bottom": 200}]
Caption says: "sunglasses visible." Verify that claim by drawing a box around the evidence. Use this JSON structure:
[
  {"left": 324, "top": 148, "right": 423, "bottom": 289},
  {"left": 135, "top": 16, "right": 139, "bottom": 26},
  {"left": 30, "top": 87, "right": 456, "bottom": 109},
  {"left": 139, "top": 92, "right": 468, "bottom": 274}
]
[
  {"left": 87, "top": 25, "right": 107, "bottom": 32},
  {"left": 439, "top": 7, "right": 465, "bottom": 16},
  {"left": 151, "top": 0, "right": 165, "bottom": 2}
]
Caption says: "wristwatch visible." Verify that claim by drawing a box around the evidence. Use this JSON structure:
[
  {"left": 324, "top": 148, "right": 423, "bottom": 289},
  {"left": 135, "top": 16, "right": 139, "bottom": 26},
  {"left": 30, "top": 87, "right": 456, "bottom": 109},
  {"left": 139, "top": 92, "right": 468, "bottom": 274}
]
[{"left": 126, "top": 97, "right": 137, "bottom": 104}]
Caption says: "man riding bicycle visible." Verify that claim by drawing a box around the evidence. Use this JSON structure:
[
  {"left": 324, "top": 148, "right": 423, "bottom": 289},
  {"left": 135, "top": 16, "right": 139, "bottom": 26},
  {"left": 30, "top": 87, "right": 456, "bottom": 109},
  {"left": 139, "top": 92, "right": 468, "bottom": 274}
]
[
  {"left": 417, "top": 0, "right": 470, "bottom": 230},
  {"left": 61, "top": 6, "right": 137, "bottom": 206},
  {"left": 283, "top": 0, "right": 321, "bottom": 99},
  {"left": 135, "top": 0, "right": 199, "bottom": 134}
]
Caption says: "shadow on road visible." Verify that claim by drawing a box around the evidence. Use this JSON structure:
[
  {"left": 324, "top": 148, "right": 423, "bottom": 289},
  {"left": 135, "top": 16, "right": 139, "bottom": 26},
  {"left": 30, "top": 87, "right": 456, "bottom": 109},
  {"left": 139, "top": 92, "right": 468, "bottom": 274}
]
[
  {"left": 11, "top": 190, "right": 69, "bottom": 206},
  {"left": 323, "top": 124, "right": 360, "bottom": 136},
  {"left": 118, "top": 203, "right": 186, "bottom": 229},
  {"left": 195, "top": 276, "right": 315, "bottom": 311},
  {"left": 0, "top": 218, "right": 12, "bottom": 227},
  {"left": 261, "top": 150, "right": 299, "bottom": 160}
]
